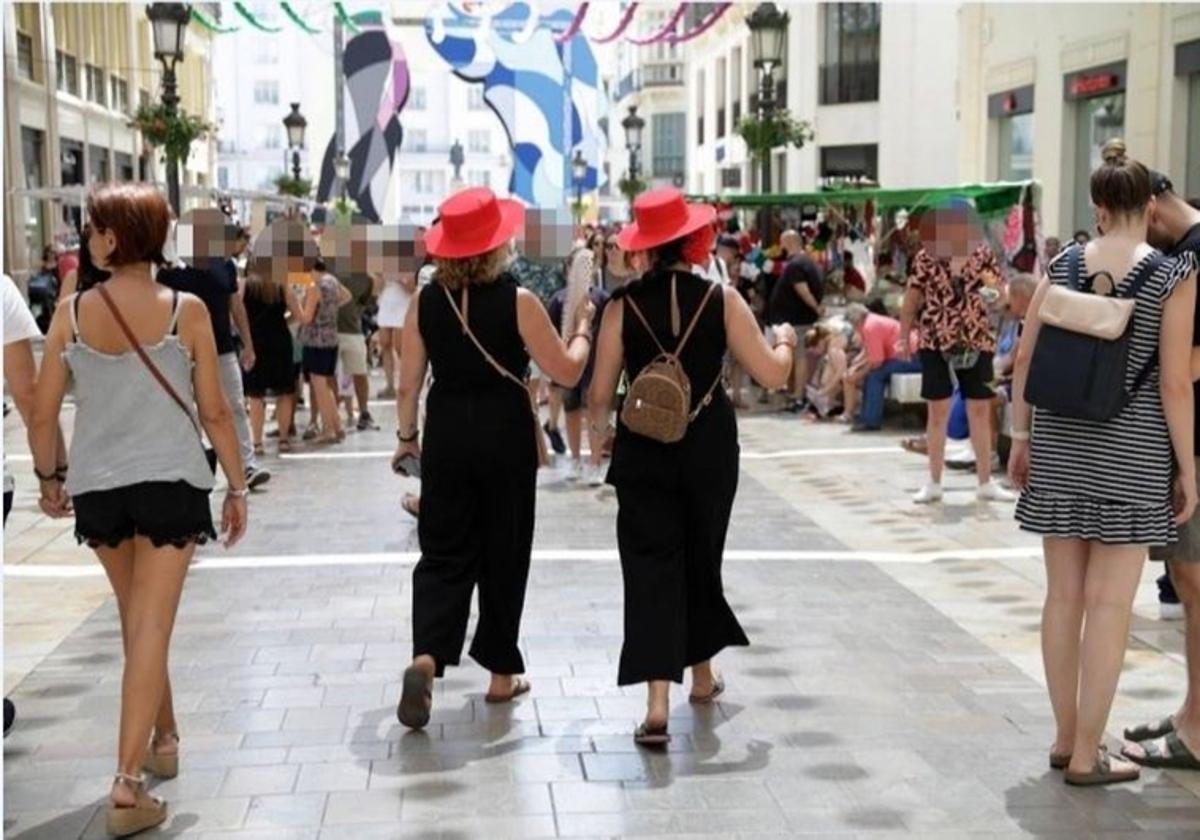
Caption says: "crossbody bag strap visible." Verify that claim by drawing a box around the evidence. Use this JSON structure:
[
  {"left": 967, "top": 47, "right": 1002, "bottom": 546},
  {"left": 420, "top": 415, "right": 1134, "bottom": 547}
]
[
  {"left": 1124, "top": 253, "right": 1168, "bottom": 392},
  {"left": 624, "top": 276, "right": 718, "bottom": 360},
  {"left": 95, "top": 284, "right": 203, "bottom": 439},
  {"left": 442, "top": 285, "right": 528, "bottom": 392}
]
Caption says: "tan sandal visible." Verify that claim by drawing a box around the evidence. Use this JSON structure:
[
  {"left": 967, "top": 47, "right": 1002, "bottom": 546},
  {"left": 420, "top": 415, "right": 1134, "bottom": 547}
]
[
  {"left": 106, "top": 773, "right": 167, "bottom": 837},
  {"left": 143, "top": 732, "right": 179, "bottom": 779},
  {"left": 397, "top": 664, "right": 433, "bottom": 730},
  {"left": 484, "top": 676, "right": 532, "bottom": 704},
  {"left": 1063, "top": 746, "right": 1140, "bottom": 786}
]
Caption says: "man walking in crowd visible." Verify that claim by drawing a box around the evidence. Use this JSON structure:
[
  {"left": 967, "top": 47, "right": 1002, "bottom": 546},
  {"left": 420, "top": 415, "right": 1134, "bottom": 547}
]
[
  {"left": 1124, "top": 172, "right": 1200, "bottom": 770},
  {"left": 844, "top": 303, "right": 920, "bottom": 431},
  {"left": 767, "top": 229, "right": 824, "bottom": 412},
  {"left": 336, "top": 268, "right": 378, "bottom": 431}
]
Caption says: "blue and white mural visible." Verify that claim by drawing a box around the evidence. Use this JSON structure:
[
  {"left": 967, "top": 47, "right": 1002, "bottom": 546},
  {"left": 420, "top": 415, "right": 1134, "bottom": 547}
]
[{"left": 425, "top": 1, "right": 608, "bottom": 208}]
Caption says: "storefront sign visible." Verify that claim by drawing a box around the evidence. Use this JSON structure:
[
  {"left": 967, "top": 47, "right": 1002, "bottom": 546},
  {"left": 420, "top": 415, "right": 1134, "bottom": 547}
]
[
  {"left": 1177, "top": 39, "right": 1200, "bottom": 77},
  {"left": 987, "top": 85, "right": 1033, "bottom": 118},
  {"left": 1063, "top": 61, "right": 1126, "bottom": 100}
]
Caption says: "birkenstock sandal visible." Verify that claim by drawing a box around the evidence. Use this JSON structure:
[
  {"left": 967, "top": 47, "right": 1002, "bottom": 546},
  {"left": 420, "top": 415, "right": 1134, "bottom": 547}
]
[
  {"left": 634, "top": 722, "right": 670, "bottom": 748},
  {"left": 106, "top": 773, "right": 167, "bottom": 837},
  {"left": 1122, "top": 730, "right": 1200, "bottom": 770},
  {"left": 485, "top": 677, "right": 532, "bottom": 704},
  {"left": 1063, "top": 747, "right": 1140, "bottom": 786},
  {"left": 1049, "top": 751, "right": 1071, "bottom": 770},
  {"left": 397, "top": 665, "right": 433, "bottom": 730},
  {"left": 1124, "top": 716, "right": 1175, "bottom": 742},
  {"left": 689, "top": 677, "right": 726, "bottom": 705}
]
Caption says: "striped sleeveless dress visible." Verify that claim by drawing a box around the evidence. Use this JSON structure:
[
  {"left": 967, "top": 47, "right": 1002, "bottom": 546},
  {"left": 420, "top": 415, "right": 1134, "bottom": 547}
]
[{"left": 1015, "top": 243, "right": 1197, "bottom": 545}]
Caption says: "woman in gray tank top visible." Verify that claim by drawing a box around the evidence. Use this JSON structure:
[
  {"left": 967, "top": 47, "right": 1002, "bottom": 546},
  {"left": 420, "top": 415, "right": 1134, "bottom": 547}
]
[{"left": 27, "top": 184, "right": 250, "bottom": 837}]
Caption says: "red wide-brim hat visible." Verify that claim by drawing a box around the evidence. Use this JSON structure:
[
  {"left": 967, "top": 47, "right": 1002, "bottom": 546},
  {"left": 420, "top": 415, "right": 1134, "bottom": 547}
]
[
  {"left": 424, "top": 186, "right": 525, "bottom": 259},
  {"left": 617, "top": 187, "right": 716, "bottom": 253}
]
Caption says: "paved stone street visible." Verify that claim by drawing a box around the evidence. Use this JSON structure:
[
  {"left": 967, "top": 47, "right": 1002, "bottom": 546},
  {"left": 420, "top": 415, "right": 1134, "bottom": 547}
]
[{"left": 5, "top": 397, "right": 1200, "bottom": 838}]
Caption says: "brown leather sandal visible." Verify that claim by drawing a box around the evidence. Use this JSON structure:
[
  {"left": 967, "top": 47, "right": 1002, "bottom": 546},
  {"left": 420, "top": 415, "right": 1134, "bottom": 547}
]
[
  {"left": 689, "top": 677, "right": 726, "bottom": 705},
  {"left": 106, "top": 773, "right": 167, "bottom": 837},
  {"left": 1063, "top": 747, "right": 1140, "bottom": 786},
  {"left": 142, "top": 732, "right": 179, "bottom": 779},
  {"left": 484, "top": 677, "right": 532, "bottom": 704},
  {"left": 634, "top": 722, "right": 670, "bottom": 748},
  {"left": 1049, "top": 751, "right": 1071, "bottom": 770},
  {"left": 397, "top": 665, "right": 433, "bottom": 730}
]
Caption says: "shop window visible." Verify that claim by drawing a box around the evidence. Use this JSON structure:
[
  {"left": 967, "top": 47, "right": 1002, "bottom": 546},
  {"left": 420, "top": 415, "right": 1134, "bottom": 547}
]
[
  {"left": 1072, "top": 93, "right": 1125, "bottom": 233},
  {"left": 998, "top": 112, "right": 1034, "bottom": 182}
]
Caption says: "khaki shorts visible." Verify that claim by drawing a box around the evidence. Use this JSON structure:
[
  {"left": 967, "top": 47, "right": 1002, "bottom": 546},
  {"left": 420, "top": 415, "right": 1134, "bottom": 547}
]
[
  {"left": 337, "top": 333, "right": 369, "bottom": 377},
  {"left": 1151, "top": 458, "right": 1200, "bottom": 564}
]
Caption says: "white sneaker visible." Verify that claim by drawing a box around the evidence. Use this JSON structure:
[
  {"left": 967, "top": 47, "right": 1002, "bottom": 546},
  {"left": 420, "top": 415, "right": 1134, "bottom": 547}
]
[
  {"left": 976, "top": 481, "right": 1016, "bottom": 503},
  {"left": 586, "top": 463, "right": 605, "bottom": 487},
  {"left": 568, "top": 459, "right": 584, "bottom": 482},
  {"left": 912, "top": 483, "right": 943, "bottom": 504}
]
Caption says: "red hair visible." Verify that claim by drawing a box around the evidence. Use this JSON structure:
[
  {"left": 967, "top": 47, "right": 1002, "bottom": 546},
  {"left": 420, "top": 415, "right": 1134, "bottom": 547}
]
[
  {"left": 681, "top": 225, "right": 715, "bottom": 266},
  {"left": 86, "top": 183, "right": 171, "bottom": 267}
]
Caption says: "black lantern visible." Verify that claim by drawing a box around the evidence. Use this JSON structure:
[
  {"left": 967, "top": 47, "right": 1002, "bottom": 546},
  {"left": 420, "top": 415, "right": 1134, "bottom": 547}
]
[
  {"left": 449, "top": 140, "right": 464, "bottom": 182},
  {"left": 746, "top": 2, "right": 789, "bottom": 72},
  {"left": 283, "top": 103, "right": 307, "bottom": 150},
  {"left": 146, "top": 3, "right": 192, "bottom": 214},
  {"left": 622, "top": 105, "right": 645, "bottom": 153}
]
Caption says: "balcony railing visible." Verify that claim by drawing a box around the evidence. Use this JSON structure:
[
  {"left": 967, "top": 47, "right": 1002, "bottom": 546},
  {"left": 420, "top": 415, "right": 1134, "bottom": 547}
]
[{"left": 615, "top": 62, "right": 684, "bottom": 100}]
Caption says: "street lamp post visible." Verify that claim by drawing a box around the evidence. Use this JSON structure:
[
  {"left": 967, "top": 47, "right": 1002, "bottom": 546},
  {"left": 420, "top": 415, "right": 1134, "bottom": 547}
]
[
  {"left": 449, "top": 140, "right": 465, "bottom": 191},
  {"left": 333, "top": 151, "right": 350, "bottom": 202},
  {"left": 282, "top": 102, "right": 307, "bottom": 181},
  {"left": 621, "top": 105, "right": 645, "bottom": 218},
  {"left": 746, "top": 2, "right": 789, "bottom": 239},
  {"left": 146, "top": 3, "right": 192, "bottom": 215},
  {"left": 571, "top": 149, "right": 587, "bottom": 226}
]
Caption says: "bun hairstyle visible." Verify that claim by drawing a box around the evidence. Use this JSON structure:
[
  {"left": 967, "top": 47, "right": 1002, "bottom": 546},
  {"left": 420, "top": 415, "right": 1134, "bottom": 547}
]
[{"left": 1090, "top": 138, "right": 1151, "bottom": 215}]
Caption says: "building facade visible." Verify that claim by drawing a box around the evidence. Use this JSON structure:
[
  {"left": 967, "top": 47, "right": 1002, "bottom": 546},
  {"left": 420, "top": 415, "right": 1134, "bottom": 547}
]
[
  {"left": 685, "top": 2, "right": 960, "bottom": 198},
  {"left": 959, "top": 3, "right": 1200, "bottom": 237},
  {"left": 3, "top": 1, "right": 219, "bottom": 278}
]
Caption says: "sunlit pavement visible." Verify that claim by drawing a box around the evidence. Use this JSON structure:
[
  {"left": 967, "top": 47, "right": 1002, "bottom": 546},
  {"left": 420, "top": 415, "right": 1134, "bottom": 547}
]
[{"left": 5, "top": 393, "right": 1200, "bottom": 838}]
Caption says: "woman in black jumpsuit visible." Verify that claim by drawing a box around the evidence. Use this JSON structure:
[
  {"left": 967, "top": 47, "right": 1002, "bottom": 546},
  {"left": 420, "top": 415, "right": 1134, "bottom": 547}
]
[
  {"left": 588, "top": 188, "right": 796, "bottom": 745},
  {"left": 392, "top": 187, "right": 593, "bottom": 729}
]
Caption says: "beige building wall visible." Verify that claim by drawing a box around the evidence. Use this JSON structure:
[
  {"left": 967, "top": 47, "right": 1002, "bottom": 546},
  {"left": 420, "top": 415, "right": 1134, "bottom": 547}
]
[
  {"left": 3, "top": 2, "right": 219, "bottom": 279},
  {"left": 958, "top": 3, "right": 1200, "bottom": 237}
]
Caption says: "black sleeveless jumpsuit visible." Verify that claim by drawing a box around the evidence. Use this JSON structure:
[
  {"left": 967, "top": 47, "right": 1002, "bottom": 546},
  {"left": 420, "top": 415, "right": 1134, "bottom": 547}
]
[
  {"left": 609, "top": 269, "right": 749, "bottom": 686},
  {"left": 412, "top": 279, "right": 539, "bottom": 677}
]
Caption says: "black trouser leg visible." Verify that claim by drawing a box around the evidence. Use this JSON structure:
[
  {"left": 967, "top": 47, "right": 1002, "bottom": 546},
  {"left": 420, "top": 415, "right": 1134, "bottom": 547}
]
[
  {"left": 467, "top": 457, "right": 537, "bottom": 675},
  {"left": 412, "top": 459, "right": 480, "bottom": 678},
  {"left": 616, "top": 482, "right": 688, "bottom": 686},
  {"left": 683, "top": 463, "right": 748, "bottom": 666}
]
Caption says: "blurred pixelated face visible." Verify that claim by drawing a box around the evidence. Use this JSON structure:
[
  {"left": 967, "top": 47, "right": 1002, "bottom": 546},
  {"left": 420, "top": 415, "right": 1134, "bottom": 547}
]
[
  {"left": 918, "top": 207, "right": 982, "bottom": 262},
  {"left": 515, "top": 207, "right": 573, "bottom": 263},
  {"left": 176, "top": 208, "right": 239, "bottom": 264},
  {"left": 247, "top": 219, "right": 320, "bottom": 285}
]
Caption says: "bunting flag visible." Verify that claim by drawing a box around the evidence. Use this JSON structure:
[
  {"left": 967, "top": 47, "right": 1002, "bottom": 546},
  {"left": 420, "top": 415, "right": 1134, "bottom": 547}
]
[
  {"left": 591, "top": 2, "right": 638, "bottom": 44},
  {"left": 281, "top": 1, "right": 321, "bottom": 34},
  {"left": 668, "top": 3, "right": 731, "bottom": 45},
  {"left": 334, "top": 2, "right": 362, "bottom": 34},
  {"left": 233, "top": 1, "right": 282, "bottom": 32},
  {"left": 190, "top": 5, "right": 239, "bottom": 32},
  {"left": 625, "top": 4, "right": 685, "bottom": 46}
]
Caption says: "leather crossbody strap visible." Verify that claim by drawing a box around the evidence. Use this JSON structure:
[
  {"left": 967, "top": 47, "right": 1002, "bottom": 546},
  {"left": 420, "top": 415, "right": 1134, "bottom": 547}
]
[
  {"left": 95, "top": 284, "right": 204, "bottom": 440},
  {"left": 442, "top": 286, "right": 529, "bottom": 391}
]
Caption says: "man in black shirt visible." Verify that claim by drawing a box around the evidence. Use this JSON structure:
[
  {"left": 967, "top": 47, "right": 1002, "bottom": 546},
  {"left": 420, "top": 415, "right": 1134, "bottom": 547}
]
[
  {"left": 1125, "top": 174, "right": 1200, "bottom": 769},
  {"left": 767, "top": 230, "right": 825, "bottom": 410}
]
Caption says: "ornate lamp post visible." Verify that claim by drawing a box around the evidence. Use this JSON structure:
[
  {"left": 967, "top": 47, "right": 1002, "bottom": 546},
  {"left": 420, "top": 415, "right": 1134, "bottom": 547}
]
[
  {"left": 146, "top": 3, "right": 191, "bottom": 214},
  {"left": 746, "top": 2, "right": 789, "bottom": 236},
  {"left": 571, "top": 149, "right": 587, "bottom": 225},
  {"left": 621, "top": 104, "right": 645, "bottom": 217},
  {"left": 282, "top": 102, "right": 307, "bottom": 180},
  {"left": 333, "top": 151, "right": 350, "bottom": 201}
]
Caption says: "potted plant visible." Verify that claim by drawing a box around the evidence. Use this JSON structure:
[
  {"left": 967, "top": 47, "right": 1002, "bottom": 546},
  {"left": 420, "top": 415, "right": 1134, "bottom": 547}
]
[
  {"left": 130, "top": 103, "right": 215, "bottom": 166},
  {"left": 274, "top": 174, "right": 313, "bottom": 199},
  {"left": 735, "top": 109, "right": 814, "bottom": 164}
]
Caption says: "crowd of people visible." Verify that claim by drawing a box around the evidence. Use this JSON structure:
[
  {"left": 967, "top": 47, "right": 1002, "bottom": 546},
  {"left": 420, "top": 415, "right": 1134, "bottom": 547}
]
[{"left": 5, "top": 136, "right": 1200, "bottom": 835}]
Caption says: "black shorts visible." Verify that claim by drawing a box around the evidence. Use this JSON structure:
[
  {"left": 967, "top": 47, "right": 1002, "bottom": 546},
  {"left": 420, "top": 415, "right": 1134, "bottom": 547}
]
[
  {"left": 557, "top": 384, "right": 586, "bottom": 413},
  {"left": 73, "top": 481, "right": 215, "bottom": 549},
  {"left": 302, "top": 346, "right": 338, "bottom": 377},
  {"left": 919, "top": 349, "right": 994, "bottom": 401}
]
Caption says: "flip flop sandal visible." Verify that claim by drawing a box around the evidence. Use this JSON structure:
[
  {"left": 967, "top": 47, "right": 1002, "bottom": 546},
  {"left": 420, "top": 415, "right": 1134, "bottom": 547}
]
[
  {"left": 401, "top": 494, "right": 420, "bottom": 520},
  {"left": 1122, "top": 730, "right": 1200, "bottom": 770},
  {"left": 634, "top": 723, "right": 670, "bottom": 748},
  {"left": 106, "top": 773, "right": 168, "bottom": 837},
  {"left": 396, "top": 665, "right": 433, "bottom": 730},
  {"left": 1124, "top": 716, "right": 1175, "bottom": 742},
  {"left": 485, "top": 677, "right": 532, "bottom": 704},
  {"left": 1063, "top": 747, "right": 1140, "bottom": 787},
  {"left": 689, "top": 677, "right": 726, "bottom": 705},
  {"left": 1049, "top": 751, "right": 1071, "bottom": 770},
  {"left": 278, "top": 439, "right": 293, "bottom": 453}
]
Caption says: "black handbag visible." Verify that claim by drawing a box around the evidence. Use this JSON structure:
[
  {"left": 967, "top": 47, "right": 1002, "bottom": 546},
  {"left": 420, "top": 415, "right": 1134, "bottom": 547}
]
[{"left": 1025, "top": 247, "right": 1164, "bottom": 422}]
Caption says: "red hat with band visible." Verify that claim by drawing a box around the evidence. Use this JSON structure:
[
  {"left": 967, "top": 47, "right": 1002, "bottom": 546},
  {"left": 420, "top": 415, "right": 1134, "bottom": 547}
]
[
  {"left": 617, "top": 187, "right": 716, "bottom": 253},
  {"left": 424, "top": 187, "right": 524, "bottom": 259}
]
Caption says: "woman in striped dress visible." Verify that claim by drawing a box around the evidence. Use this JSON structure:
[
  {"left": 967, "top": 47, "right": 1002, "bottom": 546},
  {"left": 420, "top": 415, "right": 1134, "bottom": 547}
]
[{"left": 1009, "top": 140, "right": 1198, "bottom": 786}]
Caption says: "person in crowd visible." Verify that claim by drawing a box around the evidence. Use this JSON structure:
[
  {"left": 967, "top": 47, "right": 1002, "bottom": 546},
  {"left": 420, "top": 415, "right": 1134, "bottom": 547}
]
[
  {"left": 1073, "top": 229, "right": 1092, "bottom": 247},
  {"left": 803, "top": 323, "right": 848, "bottom": 420},
  {"left": 28, "top": 245, "right": 61, "bottom": 332},
  {"left": 587, "top": 188, "right": 796, "bottom": 746},
  {"left": 843, "top": 303, "right": 921, "bottom": 431},
  {"left": 1123, "top": 169, "right": 1200, "bottom": 767},
  {"left": 242, "top": 255, "right": 305, "bottom": 454},
  {"left": 605, "top": 230, "right": 635, "bottom": 290},
  {"left": 717, "top": 235, "right": 750, "bottom": 408},
  {"left": 393, "top": 187, "right": 593, "bottom": 730},
  {"left": 767, "top": 229, "right": 824, "bottom": 412},
  {"left": 899, "top": 203, "right": 1015, "bottom": 504},
  {"left": 27, "top": 183, "right": 248, "bottom": 835},
  {"left": 1043, "top": 236, "right": 1063, "bottom": 269},
  {"left": 3, "top": 274, "right": 67, "bottom": 736},
  {"left": 376, "top": 271, "right": 416, "bottom": 400},
  {"left": 548, "top": 248, "right": 610, "bottom": 484},
  {"left": 1009, "top": 141, "right": 1197, "bottom": 786},
  {"left": 335, "top": 264, "right": 377, "bottom": 431},
  {"left": 298, "top": 258, "right": 352, "bottom": 445},
  {"left": 841, "top": 250, "right": 867, "bottom": 297},
  {"left": 160, "top": 212, "right": 269, "bottom": 489}
]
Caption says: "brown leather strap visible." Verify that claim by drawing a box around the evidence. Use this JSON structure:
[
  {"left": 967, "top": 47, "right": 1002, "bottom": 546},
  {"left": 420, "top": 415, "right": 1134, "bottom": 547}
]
[
  {"left": 625, "top": 278, "right": 718, "bottom": 361},
  {"left": 94, "top": 284, "right": 203, "bottom": 439},
  {"left": 442, "top": 286, "right": 529, "bottom": 392}
]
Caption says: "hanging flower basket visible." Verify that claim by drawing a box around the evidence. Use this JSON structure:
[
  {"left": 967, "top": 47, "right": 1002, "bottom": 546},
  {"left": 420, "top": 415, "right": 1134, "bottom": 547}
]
[
  {"left": 736, "top": 109, "right": 815, "bottom": 164},
  {"left": 618, "top": 176, "right": 646, "bottom": 202},
  {"left": 274, "top": 174, "right": 313, "bottom": 199},
  {"left": 130, "top": 103, "right": 215, "bottom": 164}
]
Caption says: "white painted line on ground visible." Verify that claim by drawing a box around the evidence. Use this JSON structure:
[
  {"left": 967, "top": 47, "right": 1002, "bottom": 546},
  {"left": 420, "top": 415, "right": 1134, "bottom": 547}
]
[
  {"left": 278, "top": 445, "right": 905, "bottom": 462},
  {"left": 6, "top": 454, "right": 33, "bottom": 462},
  {"left": 279, "top": 451, "right": 393, "bottom": 460},
  {"left": 4, "top": 546, "right": 1044, "bottom": 578}
]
